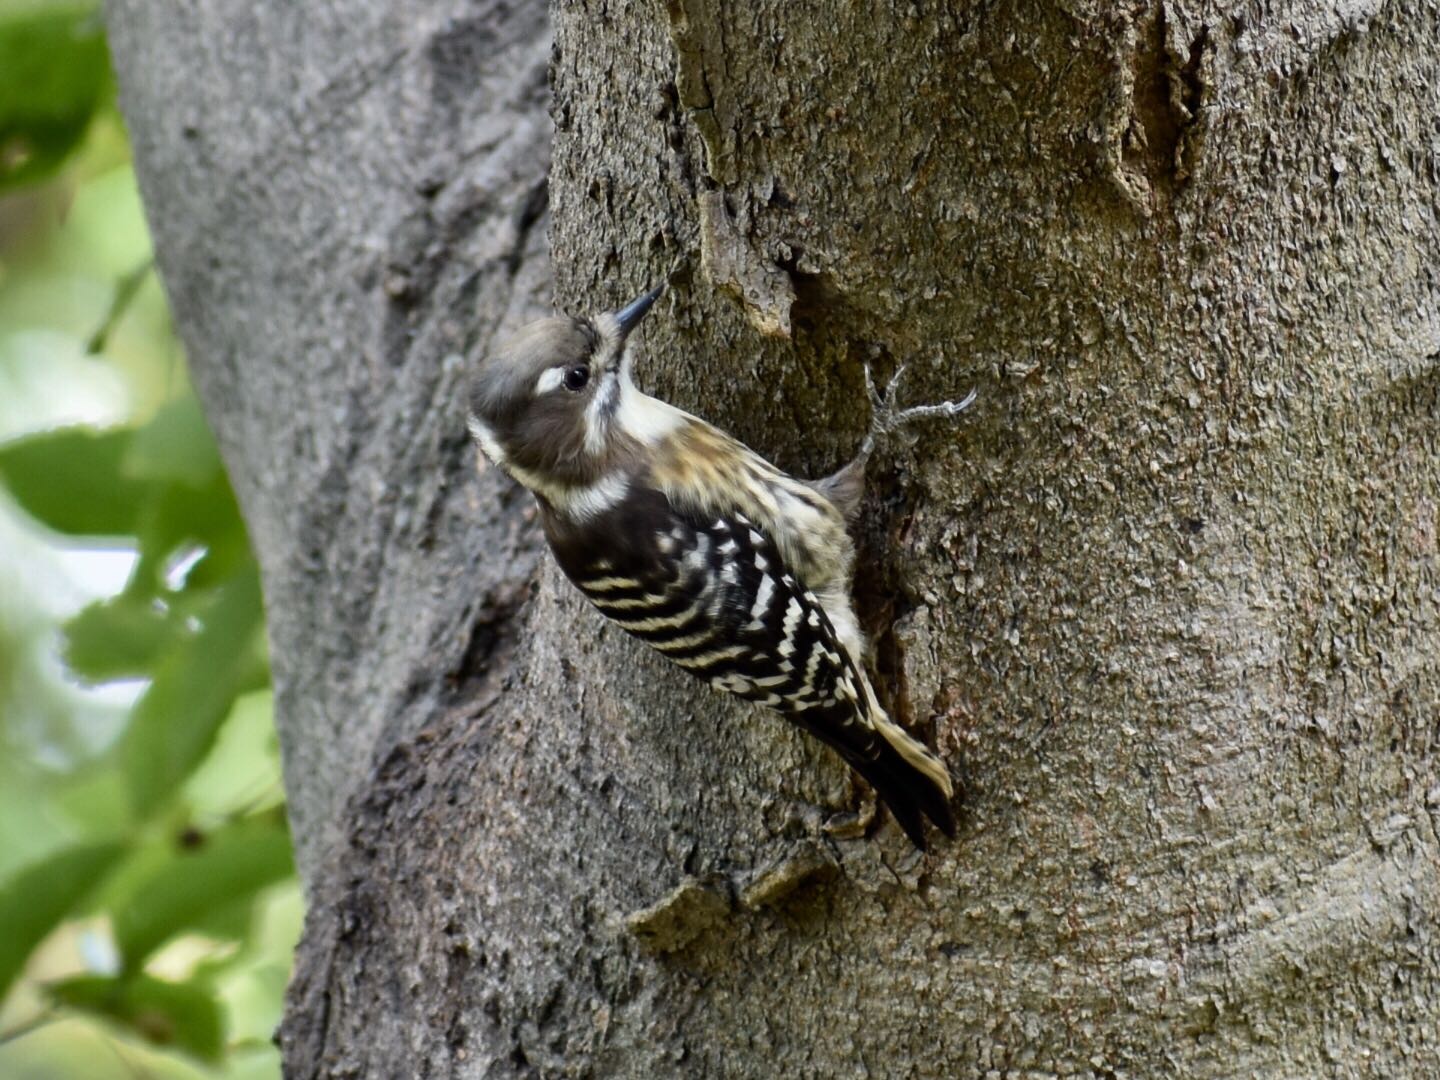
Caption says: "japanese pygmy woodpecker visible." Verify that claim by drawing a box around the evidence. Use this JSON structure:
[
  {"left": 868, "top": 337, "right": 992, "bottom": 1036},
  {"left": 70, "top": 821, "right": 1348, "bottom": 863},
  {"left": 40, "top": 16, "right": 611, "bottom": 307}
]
[{"left": 467, "top": 285, "right": 974, "bottom": 848}]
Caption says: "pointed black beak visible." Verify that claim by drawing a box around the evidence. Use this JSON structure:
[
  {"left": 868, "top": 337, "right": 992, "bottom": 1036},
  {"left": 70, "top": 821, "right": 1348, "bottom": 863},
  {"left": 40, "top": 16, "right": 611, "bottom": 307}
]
[{"left": 613, "top": 284, "right": 664, "bottom": 338}]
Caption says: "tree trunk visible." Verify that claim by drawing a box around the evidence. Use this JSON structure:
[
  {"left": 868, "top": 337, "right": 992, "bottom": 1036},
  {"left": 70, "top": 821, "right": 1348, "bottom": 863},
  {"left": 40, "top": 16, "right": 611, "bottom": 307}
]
[{"left": 108, "top": 0, "right": 1440, "bottom": 1075}]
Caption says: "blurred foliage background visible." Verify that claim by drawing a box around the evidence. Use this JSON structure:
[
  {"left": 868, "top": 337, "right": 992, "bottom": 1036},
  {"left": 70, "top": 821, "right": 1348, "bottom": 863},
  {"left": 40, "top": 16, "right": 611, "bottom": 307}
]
[{"left": 0, "top": 3, "right": 300, "bottom": 1077}]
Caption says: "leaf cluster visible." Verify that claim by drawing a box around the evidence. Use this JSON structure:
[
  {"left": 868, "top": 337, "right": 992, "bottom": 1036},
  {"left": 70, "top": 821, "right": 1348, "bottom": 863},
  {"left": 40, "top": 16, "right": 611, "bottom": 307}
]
[{"left": 0, "top": 7, "right": 297, "bottom": 1072}]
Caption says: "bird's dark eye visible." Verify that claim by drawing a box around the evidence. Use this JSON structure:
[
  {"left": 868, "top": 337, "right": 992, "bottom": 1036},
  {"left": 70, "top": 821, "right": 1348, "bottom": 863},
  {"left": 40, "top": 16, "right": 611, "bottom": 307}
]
[{"left": 563, "top": 365, "right": 590, "bottom": 391}]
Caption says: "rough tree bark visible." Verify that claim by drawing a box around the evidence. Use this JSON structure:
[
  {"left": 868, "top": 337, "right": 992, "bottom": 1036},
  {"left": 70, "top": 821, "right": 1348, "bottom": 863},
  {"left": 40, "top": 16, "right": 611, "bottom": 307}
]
[{"left": 108, "top": 0, "right": 1439, "bottom": 1075}]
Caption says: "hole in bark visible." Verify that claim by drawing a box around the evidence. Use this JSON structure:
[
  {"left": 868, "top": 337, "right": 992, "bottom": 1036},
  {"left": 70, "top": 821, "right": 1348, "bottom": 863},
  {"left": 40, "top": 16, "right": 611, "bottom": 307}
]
[
  {"left": 1125, "top": 7, "right": 1208, "bottom": 194},
  {"left": 449, "top": 583, "right": 531, "bottom": 690}
]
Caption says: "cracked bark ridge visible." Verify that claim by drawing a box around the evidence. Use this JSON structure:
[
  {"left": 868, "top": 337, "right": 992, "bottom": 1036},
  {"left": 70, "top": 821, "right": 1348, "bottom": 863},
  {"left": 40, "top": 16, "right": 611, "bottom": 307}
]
[{"left": 110, "top": 0, "right": 1440, "bottom": 1075}]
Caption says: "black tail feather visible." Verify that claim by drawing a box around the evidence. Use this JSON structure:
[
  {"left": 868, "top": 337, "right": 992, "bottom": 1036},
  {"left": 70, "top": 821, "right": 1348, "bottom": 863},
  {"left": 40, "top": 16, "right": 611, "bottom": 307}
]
[
  {"left": 852, "top": 738, "right": 955, "bottom": 850},
  {"left": 797, "top": 715, "right": 954, "bottom": 849}
]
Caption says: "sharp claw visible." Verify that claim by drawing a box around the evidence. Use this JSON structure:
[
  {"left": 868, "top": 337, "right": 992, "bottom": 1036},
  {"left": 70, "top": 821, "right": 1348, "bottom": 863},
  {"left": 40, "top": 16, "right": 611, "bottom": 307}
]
[
  {"left": 885, "top": 364, "right": 908, "bottom": 403},
  {"left": 863, "top": 363, "right": 881, "bottom": 408}
]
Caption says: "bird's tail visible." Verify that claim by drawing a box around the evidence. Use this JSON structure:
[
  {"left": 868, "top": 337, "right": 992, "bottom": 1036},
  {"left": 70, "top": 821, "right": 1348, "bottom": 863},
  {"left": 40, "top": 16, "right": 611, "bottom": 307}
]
[
  {"left": 853, "top": 735, "right": 956, "bottom": 850},
  {"left": 798, "top": 683, "right": 956, "bottom": 850}
]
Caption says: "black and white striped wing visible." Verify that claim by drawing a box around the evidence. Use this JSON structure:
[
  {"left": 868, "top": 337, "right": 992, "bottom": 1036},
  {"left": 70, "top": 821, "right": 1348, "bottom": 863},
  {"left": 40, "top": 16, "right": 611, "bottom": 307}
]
[
  {"left": 547, "top": 491, "right": 953, "bottom": 846},
  {"left": 564, "top": 506, "right": 857, "bottom": 709}
]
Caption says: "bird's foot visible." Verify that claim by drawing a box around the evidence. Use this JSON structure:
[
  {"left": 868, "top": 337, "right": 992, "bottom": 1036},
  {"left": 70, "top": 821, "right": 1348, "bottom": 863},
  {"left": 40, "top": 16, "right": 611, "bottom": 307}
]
[
  {"left": 862, "top": 362, "right": 977, "bottom": 452},
  {"left": 822, "top": 787, "right": 878, "bottom": 840}
]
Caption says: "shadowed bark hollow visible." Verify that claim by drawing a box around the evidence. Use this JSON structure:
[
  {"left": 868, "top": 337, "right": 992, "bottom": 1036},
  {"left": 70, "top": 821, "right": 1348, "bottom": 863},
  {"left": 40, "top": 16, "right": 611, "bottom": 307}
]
[{"left": 108, "top": 0, "right": 1439, "bottom": 1074}]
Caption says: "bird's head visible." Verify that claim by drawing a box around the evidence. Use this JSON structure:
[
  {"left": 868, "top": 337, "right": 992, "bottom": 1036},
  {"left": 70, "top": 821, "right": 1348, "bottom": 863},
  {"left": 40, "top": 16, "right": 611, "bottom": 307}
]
[{"left": 468, "top": 285, "right": 663, "bottom": 492}]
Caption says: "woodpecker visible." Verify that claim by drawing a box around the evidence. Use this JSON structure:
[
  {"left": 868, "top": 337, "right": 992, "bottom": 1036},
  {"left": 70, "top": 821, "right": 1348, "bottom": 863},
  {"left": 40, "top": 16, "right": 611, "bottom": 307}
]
[{"left": 467, "top": 285, "right": 975, "bottom": 848}]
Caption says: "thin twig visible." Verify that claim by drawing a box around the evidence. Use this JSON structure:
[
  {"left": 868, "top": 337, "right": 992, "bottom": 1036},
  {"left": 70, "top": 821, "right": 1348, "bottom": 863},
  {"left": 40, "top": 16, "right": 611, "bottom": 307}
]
[{"left": 86, "top": 258, "right": 155, "bottom": 354}]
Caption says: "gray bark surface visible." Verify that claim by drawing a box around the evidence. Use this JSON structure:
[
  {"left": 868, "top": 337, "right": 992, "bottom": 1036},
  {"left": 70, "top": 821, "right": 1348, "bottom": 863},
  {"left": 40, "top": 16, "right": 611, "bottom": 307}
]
[{"left": 108, "top": 0, "right": 1440, "bottom": 1076}]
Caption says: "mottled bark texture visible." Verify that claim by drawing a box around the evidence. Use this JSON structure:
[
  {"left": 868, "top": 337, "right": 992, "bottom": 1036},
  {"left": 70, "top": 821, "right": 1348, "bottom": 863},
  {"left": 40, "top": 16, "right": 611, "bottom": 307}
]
[{"left": 109, "top": 0, "right": 1439, "bottom": 1075}]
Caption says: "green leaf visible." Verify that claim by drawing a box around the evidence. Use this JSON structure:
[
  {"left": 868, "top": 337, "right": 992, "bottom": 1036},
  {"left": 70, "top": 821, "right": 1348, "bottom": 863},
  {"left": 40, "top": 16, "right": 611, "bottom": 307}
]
[
  {"left": 175, "top": 529, "right": 253, "bottom": 590},
  {"left": 0, "top": 840, "right": 126, "bottom": 1002},
  {"left": 121, "top": 566, "right": 266, "bottom": 819},
  {"left": 123, "top": 395, "right": 223, "bottom": 489},
  {"left": 110, "top": 810, "right": 292, "bottom": 970},
  {"left": 130, "top": 464, "right": 247, "bottom": 597},
  {"left": 142, "top": 472, "right": 245, "bottom": 567},
  {"left": 46, "top": 972, "right": 224, "bottom": 1061},
  {"left": 62, "top": 591, "right": 184, "bottom": 682},
  {"left": 0, "top": 4, "right": 110, "bottom": 191},
  {"left": 0, "top": 426, "right": 145, "bottom": 536},
  {"left": 183, "top": 690, "right": 282, "bottom": 818},
  {"left": 186, "top": 892, "right": 257, "bottom": 945}
]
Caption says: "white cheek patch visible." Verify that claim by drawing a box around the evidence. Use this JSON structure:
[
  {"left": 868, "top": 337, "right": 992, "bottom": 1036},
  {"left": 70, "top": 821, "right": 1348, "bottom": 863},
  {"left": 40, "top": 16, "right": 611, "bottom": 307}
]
[
  {"left": 534, "top": 367, "right": 566, "bottom": 395},
  {"left": 583, "top": 374, "right": 620, "bottom": 455},
  {"left": 614, "top": 373, "right": 686, "bottom": 445},
  {"left": 467, "top": 415, "right": 508, "bottom": 465}
]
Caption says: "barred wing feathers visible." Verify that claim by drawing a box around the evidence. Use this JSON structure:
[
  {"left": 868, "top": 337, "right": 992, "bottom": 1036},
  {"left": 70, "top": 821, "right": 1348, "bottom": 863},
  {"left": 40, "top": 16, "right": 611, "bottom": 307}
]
[{"left": 544, "top": 487, "right": 955, "bottom": 848}]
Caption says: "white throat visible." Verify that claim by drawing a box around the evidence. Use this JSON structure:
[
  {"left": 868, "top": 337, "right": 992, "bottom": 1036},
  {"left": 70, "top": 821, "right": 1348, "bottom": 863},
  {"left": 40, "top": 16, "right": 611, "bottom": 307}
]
[
  {"left": 469, "top": 412, "right": 630, "bottom": 523},
  {"left": 614, "top": 368, "right": 685, "bottom": 446}
]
